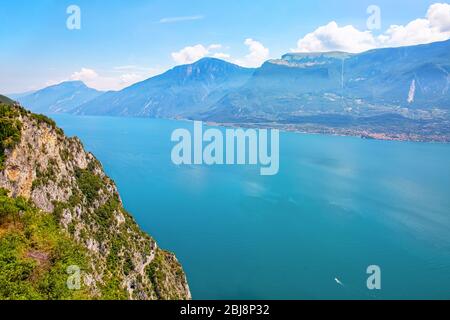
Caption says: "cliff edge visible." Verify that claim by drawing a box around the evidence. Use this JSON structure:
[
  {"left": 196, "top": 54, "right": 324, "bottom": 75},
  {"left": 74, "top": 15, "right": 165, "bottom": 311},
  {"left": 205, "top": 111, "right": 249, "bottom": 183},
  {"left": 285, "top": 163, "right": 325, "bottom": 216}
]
[{"left": 0, "top": 101, "right": 191, "bottom": 300}]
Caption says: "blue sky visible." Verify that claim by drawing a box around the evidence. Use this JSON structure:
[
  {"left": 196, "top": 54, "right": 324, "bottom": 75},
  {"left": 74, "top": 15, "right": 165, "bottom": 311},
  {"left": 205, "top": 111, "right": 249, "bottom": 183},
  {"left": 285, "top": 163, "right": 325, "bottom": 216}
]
[{"left": 1, "top": 0, "right": 448, "bottom": 93}]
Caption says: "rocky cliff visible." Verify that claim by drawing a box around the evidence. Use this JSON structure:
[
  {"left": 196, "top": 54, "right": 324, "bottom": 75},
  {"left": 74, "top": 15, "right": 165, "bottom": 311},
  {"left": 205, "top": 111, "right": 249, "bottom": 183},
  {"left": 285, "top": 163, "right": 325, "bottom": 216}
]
[{"left": 0, "top": 101, "right": 191, "bottom": 300}]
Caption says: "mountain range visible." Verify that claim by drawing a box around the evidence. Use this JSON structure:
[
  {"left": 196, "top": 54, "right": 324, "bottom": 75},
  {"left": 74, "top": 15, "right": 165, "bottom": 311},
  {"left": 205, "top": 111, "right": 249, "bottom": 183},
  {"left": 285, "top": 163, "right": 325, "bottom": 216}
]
[
  {"left": 4, "top": 39, "right": 450, "bottom": 141},
  {"left": 203, "top": 40, "right": 450, "bottom": 123},
  {"left": 75, "top": 58, "right": 255, "bottom": 117}
]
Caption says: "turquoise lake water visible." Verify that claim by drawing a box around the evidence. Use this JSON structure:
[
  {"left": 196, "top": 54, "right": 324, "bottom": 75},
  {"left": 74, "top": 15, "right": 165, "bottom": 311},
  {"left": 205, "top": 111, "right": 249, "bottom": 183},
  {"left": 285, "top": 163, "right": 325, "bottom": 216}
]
[{"left": 52, "top": 114, "right": 450, "bottom": 300}]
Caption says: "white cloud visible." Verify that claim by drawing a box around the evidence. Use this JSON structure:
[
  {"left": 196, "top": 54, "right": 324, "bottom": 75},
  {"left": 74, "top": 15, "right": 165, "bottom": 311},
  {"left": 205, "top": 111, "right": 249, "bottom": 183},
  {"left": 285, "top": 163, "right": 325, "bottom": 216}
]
[
  {"left": 427, "top": 3, "right": 450, "bottom": 32},
  {"left": 69, "top": 68, "right": 119, "bottom": 91},
  {"left": 70, "top": 68, "right": 99, "bottom": 82},
  {"left": 232, "top": 39, "right": 270, "bottom": 67},
  {"left": 379, "top": 19, "right": 445, "bottom": 47},
  {"left": 294, "top": 21, "right": 376, "bottom": 53},
  {"left": 293, "top": 3, "right": 450, "bottom": 53},
  {"left": 240, "top": 38, "right": 270, "bottom": 67},
  {"left": 171, "top": 39, "right": 270, "bottom": 67},
  {"left": 67, "top": 66, "right": 159, "bottom": 91},
  {"left": 159, "top": 15, "right": 204, "bottom": 24},
  {"left": 208, "top": 44, "right": 223, "bottom": 50},
  {"left": 212, "top": 52, "right": 231, "bottom": 59},
  {"left": 379, "top": 3, "right": 450, "bottom": 47},
  {"left": 171, "top": 44, "right": 210, "bottom": 64},
  {"left": 171, "top": 44, "right": 230, "bottom": 64}
]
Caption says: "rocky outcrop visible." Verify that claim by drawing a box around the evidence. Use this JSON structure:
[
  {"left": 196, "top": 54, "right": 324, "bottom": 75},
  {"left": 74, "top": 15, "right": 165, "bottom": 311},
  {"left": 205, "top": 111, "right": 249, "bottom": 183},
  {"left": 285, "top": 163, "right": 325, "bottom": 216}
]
[{"left": 0, "top": 103, "right": 191, "bottom": 300}]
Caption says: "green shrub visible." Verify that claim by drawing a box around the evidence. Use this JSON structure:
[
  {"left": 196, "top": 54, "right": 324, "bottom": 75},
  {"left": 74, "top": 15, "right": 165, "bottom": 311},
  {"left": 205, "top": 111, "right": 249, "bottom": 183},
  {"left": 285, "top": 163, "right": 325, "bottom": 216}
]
[
  {"left": 0, "top": 113, "right": 22, "bottom": 170},
  {"left": 29, "top": 113, "right": 63, "bottom": 135},
  {"left": 75, "top": 168, "right": 103, "bottom": 203},
  {"left": 0, "top": 191, "right": 91, "bottom": 300}
]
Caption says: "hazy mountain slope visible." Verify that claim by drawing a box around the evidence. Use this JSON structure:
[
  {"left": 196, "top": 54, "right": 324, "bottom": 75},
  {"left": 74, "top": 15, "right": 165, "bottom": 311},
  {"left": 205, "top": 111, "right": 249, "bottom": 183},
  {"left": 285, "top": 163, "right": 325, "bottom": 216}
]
[
  {"left": 0, "top": 102, "right": 191, "bottom": 300},
  {"left": 202, "top": 52, "right": 353, "bottom": 122},
  {"left": 18, "top": 81, "right": 103, "bottom": 114},
  {"left": 343, "top": 40, "right": 450, "bottom": 107},
  {"left": 75, "top": 58, "right": 255, "bottom": 117},
  {"left": 203, "top": 40, "right": 450, "bottom": 124},
  {"left": 7, "top": 91, "right": 36, "bottom": 100}
]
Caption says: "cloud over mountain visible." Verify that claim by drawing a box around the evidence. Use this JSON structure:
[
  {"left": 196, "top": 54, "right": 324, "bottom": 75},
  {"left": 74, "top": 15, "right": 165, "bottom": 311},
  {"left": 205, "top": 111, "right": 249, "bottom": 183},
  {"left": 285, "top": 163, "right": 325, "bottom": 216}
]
[
  {"left": 67, "top": 67, "right": 158, "bottom": 91},
  {"left": 171, "top": 39, "right": 270, "bottom": 67},
  {"left": 238, "top": 38, "right": 270, "bottom": 68},
  {"left": 294, "top": 21, "right": 376, "bottom": 53},
  {"left": 171, "top": 44, "right": 231, "bottom": 64},
  {"left": 293, "top": 3, "right": 450, "bottom": 53}
]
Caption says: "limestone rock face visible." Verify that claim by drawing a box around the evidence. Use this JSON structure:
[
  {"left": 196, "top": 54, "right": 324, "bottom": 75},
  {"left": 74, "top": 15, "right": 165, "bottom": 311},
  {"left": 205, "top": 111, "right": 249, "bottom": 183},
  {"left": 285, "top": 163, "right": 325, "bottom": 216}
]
[{"left": 0, "top": 104, "right": 191, "bottom": 300}]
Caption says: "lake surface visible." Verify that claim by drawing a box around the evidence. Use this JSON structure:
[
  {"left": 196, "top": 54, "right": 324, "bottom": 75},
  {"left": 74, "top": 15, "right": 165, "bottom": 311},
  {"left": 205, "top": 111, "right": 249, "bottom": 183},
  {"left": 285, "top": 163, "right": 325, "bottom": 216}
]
[{"left": 52, "top": 114, "right": 450, "bottom": 299}]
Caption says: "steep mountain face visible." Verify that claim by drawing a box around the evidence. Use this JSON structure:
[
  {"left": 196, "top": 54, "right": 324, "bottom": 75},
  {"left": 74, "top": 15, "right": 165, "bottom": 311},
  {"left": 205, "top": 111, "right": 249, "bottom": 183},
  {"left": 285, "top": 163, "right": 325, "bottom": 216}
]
[
  {"left": 202, "top": 52, "right": 352, "bottom": 122},
  {"left": 75, "top": 58, "right": 255, "bottom": 117},
  {"left": 18, "top": 81, "right": 103, "bottom": 114},
  {"left": 203, "top": 40, "right": 450, "bottom": 123},
  {"left": 0, "top": 102, "right": 191, "bottom": 300},
  {"left": 343, "top": 40, "right": 450, "bottom": 107}
]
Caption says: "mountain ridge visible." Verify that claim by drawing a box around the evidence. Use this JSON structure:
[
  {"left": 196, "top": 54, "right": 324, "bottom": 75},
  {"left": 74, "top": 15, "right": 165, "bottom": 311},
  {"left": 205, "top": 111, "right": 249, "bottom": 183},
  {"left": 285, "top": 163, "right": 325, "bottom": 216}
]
[
  {"left": 199, "top": 39, "right": 450, "bottom": 141},
  {"left": 12, "top": 39, "right": 450, "bottom": 141},
  {"left": 74, "top": 58, "right": 255, "bottom": 117}
]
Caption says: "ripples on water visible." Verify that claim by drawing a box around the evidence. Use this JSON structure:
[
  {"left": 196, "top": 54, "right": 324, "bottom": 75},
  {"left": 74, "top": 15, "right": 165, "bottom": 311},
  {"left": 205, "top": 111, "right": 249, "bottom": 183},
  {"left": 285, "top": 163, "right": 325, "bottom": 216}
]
[{"left": 53, "top": 114, "right": 450, "bottom": 300}]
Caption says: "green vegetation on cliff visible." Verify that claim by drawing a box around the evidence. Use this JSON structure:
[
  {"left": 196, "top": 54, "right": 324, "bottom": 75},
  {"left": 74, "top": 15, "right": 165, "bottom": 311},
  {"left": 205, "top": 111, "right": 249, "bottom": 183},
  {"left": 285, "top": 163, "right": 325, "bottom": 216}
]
[
  {"left": 0, "top": 188, "right": 91, "bottom": 299},
  {"left": 0, "top": 103, "right": 191, "bottom": 300},
  {"left": 0, "top": 95, "right": 14, "bottom": 105},
  {"left": 0, "top": 104, "right": 22, "bottom": 170}
]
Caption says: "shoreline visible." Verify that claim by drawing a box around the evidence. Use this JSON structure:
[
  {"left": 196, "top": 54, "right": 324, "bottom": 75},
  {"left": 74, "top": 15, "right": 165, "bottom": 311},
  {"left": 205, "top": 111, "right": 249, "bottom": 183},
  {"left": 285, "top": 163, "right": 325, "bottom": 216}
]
[
  {"left": 49, "top": 112, "right": 450, "bottom": 144},
  {"left": 199, "top": 120, "right": 450, "bottom": 144}
]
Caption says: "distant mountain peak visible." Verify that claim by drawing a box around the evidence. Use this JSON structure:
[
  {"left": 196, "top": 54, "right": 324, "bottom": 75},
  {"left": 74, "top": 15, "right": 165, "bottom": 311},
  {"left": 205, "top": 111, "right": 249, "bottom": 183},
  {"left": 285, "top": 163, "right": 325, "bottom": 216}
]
[
  {"left": 17, "top": 80, "right": 103, "bottom": 114},
  {"left": 158, "top": 56, "right": 255, "bottom": 85},
  {"left": 48, "top": 80, "right": 89, "bottom": 89},
  {"left": 176, "top": 56, "right": 251, "bottom": 72},
  {"left": 75, "top": 56, "right": 255, "bottom": 117},
  {"left": 194, "top": 57, "right": 229, "bottom": 64}
]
